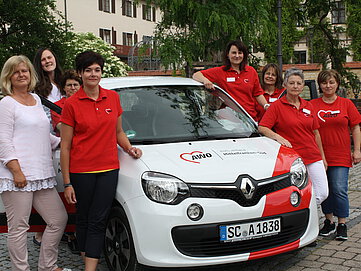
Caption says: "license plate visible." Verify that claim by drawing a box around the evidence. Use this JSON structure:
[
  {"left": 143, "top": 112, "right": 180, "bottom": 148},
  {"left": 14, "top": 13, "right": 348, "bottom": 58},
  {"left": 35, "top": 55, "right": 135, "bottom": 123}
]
[{"left": 219, "top": 218, "right": 281, "bottom": 242}]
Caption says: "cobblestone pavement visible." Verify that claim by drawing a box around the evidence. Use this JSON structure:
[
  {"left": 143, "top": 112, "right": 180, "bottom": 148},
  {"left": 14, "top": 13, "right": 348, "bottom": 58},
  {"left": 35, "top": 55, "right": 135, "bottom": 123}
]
[{"left": 1, "top": 163, "right": 360, "bottom": 271}]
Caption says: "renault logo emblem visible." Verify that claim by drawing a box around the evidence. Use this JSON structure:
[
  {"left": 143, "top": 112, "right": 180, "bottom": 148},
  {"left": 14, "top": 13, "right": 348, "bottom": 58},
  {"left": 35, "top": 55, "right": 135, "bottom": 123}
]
[{"left": 240, "top": 177, "right": 255, "bottom": 199}]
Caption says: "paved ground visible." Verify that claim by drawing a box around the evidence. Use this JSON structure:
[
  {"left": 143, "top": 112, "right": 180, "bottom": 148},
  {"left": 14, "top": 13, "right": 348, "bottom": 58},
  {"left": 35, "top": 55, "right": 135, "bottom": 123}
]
[{"left": 1, "top": 163, "right": 360, "bottom": 271}]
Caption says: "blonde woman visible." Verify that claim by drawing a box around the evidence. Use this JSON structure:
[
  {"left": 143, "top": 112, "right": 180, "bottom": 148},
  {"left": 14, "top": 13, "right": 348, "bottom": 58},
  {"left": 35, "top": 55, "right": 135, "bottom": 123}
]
[{"left": 0, "top": 55, "right": 70, "bottom": 271}]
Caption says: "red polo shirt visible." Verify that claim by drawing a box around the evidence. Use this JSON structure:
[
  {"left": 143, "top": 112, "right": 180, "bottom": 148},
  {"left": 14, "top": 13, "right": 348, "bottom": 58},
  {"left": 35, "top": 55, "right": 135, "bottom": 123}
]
[
  {"left": 311, "top": 97, "right": 361, "bottom": 167},
  {"left": 259, "top": 96, "right": 321, "bottom": 165},
  {"left": 201, "top": 65, "right": 264, "bottom": 120},
  {"left": 61, "top": 86, "right": 123, "bottom": 173},
  {"left": 256, "top": 87, "right": 285, "bottom": 121}
]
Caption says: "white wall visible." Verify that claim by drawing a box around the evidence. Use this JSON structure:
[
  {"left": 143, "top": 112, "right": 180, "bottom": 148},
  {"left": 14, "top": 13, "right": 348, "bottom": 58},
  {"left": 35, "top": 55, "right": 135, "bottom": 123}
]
[{"left": 55, "top": 0, "right": 161, "bottom": 45}]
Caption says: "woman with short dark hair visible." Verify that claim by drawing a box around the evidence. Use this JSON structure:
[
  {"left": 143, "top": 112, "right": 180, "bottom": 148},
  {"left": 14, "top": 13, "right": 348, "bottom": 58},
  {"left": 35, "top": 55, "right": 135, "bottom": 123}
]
[
  {"left": 51, "top": 70, "right": 82, "bottom": 135},
  {"left": 60, "top": 51, "right": 142, "bottom": 271}
]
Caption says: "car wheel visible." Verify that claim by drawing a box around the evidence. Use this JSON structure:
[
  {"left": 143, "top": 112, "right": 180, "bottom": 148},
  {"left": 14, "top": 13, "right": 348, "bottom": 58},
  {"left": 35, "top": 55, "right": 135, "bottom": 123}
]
[{"left": 104, "top": 206, "right": 144, "bottom": 271}]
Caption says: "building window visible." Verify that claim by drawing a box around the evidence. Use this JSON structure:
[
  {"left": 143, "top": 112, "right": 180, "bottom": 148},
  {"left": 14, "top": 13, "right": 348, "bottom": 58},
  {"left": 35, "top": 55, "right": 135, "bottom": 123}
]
[
  {"left": 100, "top": 29, "right": 111, "bottom": 44},
  {"left": 142, "top": 35, "right": 152, "bottom": 43},
  {"left": 122, "top": 0, "right": 136, "bottom": 17},
  {"left": 293, "top": 51, "right": 307, "bottom": 64},
  {"left": 142, "top": 4, "right": 152, "bottom": 21},
  {"left": 332, "top": 1, "right": 346, "bottom": 24},
  {"left": 123, "top": 32, "right": 138, "bottom": 46},
  {"left": 99, "top": 0, "right": 115, "bottom": 13}
]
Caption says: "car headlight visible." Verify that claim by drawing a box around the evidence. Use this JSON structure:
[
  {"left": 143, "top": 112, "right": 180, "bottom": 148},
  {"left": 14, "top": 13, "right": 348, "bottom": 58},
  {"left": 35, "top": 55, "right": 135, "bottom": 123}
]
[
  {"left": 141, "top": 172, "right": 190, "bottom": 204},
  {"left": 290, "top": 158, "right": 308, "bottom": 189}
]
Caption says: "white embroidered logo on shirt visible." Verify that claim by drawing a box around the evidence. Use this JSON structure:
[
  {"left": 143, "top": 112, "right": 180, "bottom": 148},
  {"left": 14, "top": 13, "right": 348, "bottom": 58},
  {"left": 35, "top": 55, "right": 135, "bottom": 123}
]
[
  {"left": 317, "top": 110, "right": 340, "bottom": 122},
  {"left": 105, "top": 108, "right": 112, "bottom": 114}
]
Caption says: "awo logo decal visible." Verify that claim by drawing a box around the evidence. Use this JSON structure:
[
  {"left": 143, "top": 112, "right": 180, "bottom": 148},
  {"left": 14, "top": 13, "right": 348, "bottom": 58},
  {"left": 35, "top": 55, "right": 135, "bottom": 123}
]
[
  {"left": 180, "top": 151, "right": 213, "bottom": 164},
  {"left": 317, "top": 110, "right": 340, "bottom": 122}
]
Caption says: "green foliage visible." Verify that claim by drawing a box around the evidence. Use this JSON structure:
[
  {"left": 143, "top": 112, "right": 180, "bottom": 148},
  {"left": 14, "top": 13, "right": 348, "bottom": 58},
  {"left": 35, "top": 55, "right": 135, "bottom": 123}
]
[
  {"left": 0, "top": 0, "right": 72, "bottom": 68},
  {"left": 260, "top": 0, "right": 305, "bottom": 64},
  {"left": 153, "top": 0, "right": 273, "bottom": 71},
  {"left": 64, "top": 33, "right": 132, "bottom": 77},
  {"left": 302, "top": 0, "right": 359, "bottom": 93}
]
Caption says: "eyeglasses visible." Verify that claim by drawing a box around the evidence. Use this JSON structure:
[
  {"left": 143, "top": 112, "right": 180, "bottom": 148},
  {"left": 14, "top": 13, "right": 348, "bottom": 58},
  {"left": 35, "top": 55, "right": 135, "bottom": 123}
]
[{"left": 65, "top": 83, "right": 80, "bottom": 88}]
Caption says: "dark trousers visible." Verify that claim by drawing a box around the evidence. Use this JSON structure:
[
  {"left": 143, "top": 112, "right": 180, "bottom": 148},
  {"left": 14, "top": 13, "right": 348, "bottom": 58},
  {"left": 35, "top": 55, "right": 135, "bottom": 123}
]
[{"left": 70, "top": 169, "right": 119, "bottom": 258}]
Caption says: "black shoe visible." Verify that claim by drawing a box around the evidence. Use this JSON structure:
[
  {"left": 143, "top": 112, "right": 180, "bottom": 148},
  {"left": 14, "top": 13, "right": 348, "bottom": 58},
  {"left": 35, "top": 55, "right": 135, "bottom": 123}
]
[
  {"left": 319, "top": 219, "right": 336, "bottom": 236},
  {"left": 336, "top": 223, "right": 348, "bottom": 241},
  {"left": 68, "top": 238, "right": 80, "bottom": 255},
  {"left": 32, "top": 235, "right": 41, "bottom": 246}
]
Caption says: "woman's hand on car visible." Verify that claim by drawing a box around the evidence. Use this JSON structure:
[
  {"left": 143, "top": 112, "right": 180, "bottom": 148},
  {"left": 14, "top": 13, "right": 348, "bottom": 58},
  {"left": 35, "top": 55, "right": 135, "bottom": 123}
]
[
  {"left": 64, "top": 186, "right": 77, "bottom": 204},
  {"left": 203, "top": 78, "right": 215, "bottom": 90},
  {"left": 127, "top": 147, "right": 143, "bottom": 159},
  {"left": 275, "top": 135, "right": 293, "bottom": 148}
]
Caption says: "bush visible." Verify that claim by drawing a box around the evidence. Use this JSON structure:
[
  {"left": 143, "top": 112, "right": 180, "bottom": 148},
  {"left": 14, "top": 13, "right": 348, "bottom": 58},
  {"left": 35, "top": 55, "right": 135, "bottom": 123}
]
[{"left": 65, "top": 32, "right": 132, "bottom": 77}]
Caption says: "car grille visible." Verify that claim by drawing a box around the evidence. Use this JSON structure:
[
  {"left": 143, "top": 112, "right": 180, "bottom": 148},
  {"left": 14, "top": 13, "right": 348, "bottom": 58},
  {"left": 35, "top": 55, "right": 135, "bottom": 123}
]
[
  {"left": 189, "top": 173, "right": 291, "bottom": 207},
  {"left": 172, "top": 209, "right": 309, "bottom": 257}
]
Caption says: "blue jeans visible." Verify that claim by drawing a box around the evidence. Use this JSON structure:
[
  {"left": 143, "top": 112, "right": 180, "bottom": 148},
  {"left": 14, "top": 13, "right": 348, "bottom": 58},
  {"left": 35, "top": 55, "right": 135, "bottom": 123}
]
[{"left": 321, "top": 166, "right": 350, "bottom": 218}]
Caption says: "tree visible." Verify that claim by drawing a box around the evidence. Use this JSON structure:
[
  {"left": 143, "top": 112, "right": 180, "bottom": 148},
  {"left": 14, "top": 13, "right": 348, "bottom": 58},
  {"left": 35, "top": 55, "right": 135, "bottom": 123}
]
[
  {"left": 0, "top": 0, "right": 71, "bottom": 67},
  {"left": 301, "top": 0, "right": 359, "bottom": 94},
  {"left": 64, "top": 32, "right": 132, "bottom": 77},
  {"left": 152, "top": 0, "right": 273, "bottom": 75},
  {"left": 259, "top": 0, "right": 305, "bottom": 64}
]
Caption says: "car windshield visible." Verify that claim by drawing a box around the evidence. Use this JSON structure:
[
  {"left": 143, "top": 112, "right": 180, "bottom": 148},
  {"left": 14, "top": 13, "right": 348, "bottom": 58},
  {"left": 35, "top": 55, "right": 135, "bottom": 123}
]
[{"left": 113, "top": 85, "right": 258, "bottom": 144}]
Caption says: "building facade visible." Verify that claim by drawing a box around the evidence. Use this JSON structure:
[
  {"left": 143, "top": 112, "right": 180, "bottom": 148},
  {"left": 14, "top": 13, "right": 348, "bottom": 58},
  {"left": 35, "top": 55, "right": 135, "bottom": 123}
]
[{"left": 55, "top": 0, "right": 161, "bottom": 64}]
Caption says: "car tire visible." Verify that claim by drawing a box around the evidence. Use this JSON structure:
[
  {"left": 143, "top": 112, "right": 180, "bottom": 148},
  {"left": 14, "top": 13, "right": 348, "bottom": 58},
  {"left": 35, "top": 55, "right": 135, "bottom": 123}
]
[{"left": 104, "top": 206, "right": 144, "bottom": 271}]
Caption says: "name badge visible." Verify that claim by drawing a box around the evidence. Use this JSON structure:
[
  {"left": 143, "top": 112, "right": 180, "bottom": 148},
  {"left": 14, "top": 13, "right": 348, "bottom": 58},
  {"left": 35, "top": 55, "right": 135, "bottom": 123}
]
[
  {"left": 269, "top": 98, "right": 277, "bottom": 103},
  {"left": 227, "top": 77, "right": 236, "bottom": 82},
  {"left": 302, "top": 108, "right": 311, "bottom": 114}
]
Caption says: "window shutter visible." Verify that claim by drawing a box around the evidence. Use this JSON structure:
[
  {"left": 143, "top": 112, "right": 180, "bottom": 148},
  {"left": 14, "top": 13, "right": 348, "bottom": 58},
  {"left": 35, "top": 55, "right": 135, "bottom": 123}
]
[
  {"left": 112, "top": 27, "right": 117, "bottom": 45},
  {"left": 133, "top": 2, "right": 137, "bottom": 18},
  {"left": 152, "top": 7, "right": 156, "bottom": 22},
  {"left": 99, "top": 0, "right": 103, "bottom": 11},
  {"left": 99, "top": 29, "right": 104, "bottom": 40},
  {"left": 123, "top": 32, "right": 127, "bottom": 45},
  {"left": 122, "top": 0, "right": 125, "bottom": 15},
  {"left": 134, "top": 32, "right": 138, "bottom": 44},
  {"left": 142, "top": 4, "right": 145, "bottom": 20},
  {"left": 111, "top": 0, "right": 115, "bottom": 13}
]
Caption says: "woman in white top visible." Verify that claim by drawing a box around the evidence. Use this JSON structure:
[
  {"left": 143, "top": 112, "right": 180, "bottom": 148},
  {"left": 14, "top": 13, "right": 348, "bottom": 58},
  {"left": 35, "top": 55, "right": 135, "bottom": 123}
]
[
  {"left": 0, "top": 55, "right": 70, "bottom": 271},
  {"left": 33, "top": 48, "right": 63, "bottom": 122}
]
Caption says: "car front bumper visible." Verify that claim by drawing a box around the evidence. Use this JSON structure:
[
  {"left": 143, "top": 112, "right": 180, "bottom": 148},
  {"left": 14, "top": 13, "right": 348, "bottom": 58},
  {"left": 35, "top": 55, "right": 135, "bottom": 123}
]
[{"left": 123, "top": 183, "right": 318, "bottom": 267}]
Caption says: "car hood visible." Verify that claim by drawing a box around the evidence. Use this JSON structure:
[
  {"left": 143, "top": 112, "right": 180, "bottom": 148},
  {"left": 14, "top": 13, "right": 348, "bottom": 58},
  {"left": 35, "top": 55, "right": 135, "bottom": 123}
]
[{"left": 138, "top": 137, "right": 283, "bottom": 183}]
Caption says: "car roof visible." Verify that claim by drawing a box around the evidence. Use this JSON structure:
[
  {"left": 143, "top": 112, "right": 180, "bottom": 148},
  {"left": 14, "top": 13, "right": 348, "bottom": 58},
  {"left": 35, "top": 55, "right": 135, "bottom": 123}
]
[{"left": 100, "top": 76, "right": 203, "bottom": 90}]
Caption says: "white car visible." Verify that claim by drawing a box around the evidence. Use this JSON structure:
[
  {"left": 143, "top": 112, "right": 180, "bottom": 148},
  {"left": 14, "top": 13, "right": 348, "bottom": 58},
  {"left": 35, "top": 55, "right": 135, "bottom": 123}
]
[{"left": 0, "top": 76, "right": 318, "bottom": 271}]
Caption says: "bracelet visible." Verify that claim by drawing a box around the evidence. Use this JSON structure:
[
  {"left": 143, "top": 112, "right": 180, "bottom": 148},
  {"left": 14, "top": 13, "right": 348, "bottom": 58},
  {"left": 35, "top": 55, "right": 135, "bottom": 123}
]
[
  {"left": 264, "top": 103, "right": 270, "bottom": 109},
  {"left": 64, "top": 183, "right": 72, "bottom": 188}
]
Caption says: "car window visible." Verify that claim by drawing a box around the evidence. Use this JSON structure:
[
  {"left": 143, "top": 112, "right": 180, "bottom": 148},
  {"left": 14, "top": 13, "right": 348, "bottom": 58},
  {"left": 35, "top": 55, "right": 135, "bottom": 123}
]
[{"left": 112, "top": 85, "right": 258, "bottom": 144}]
